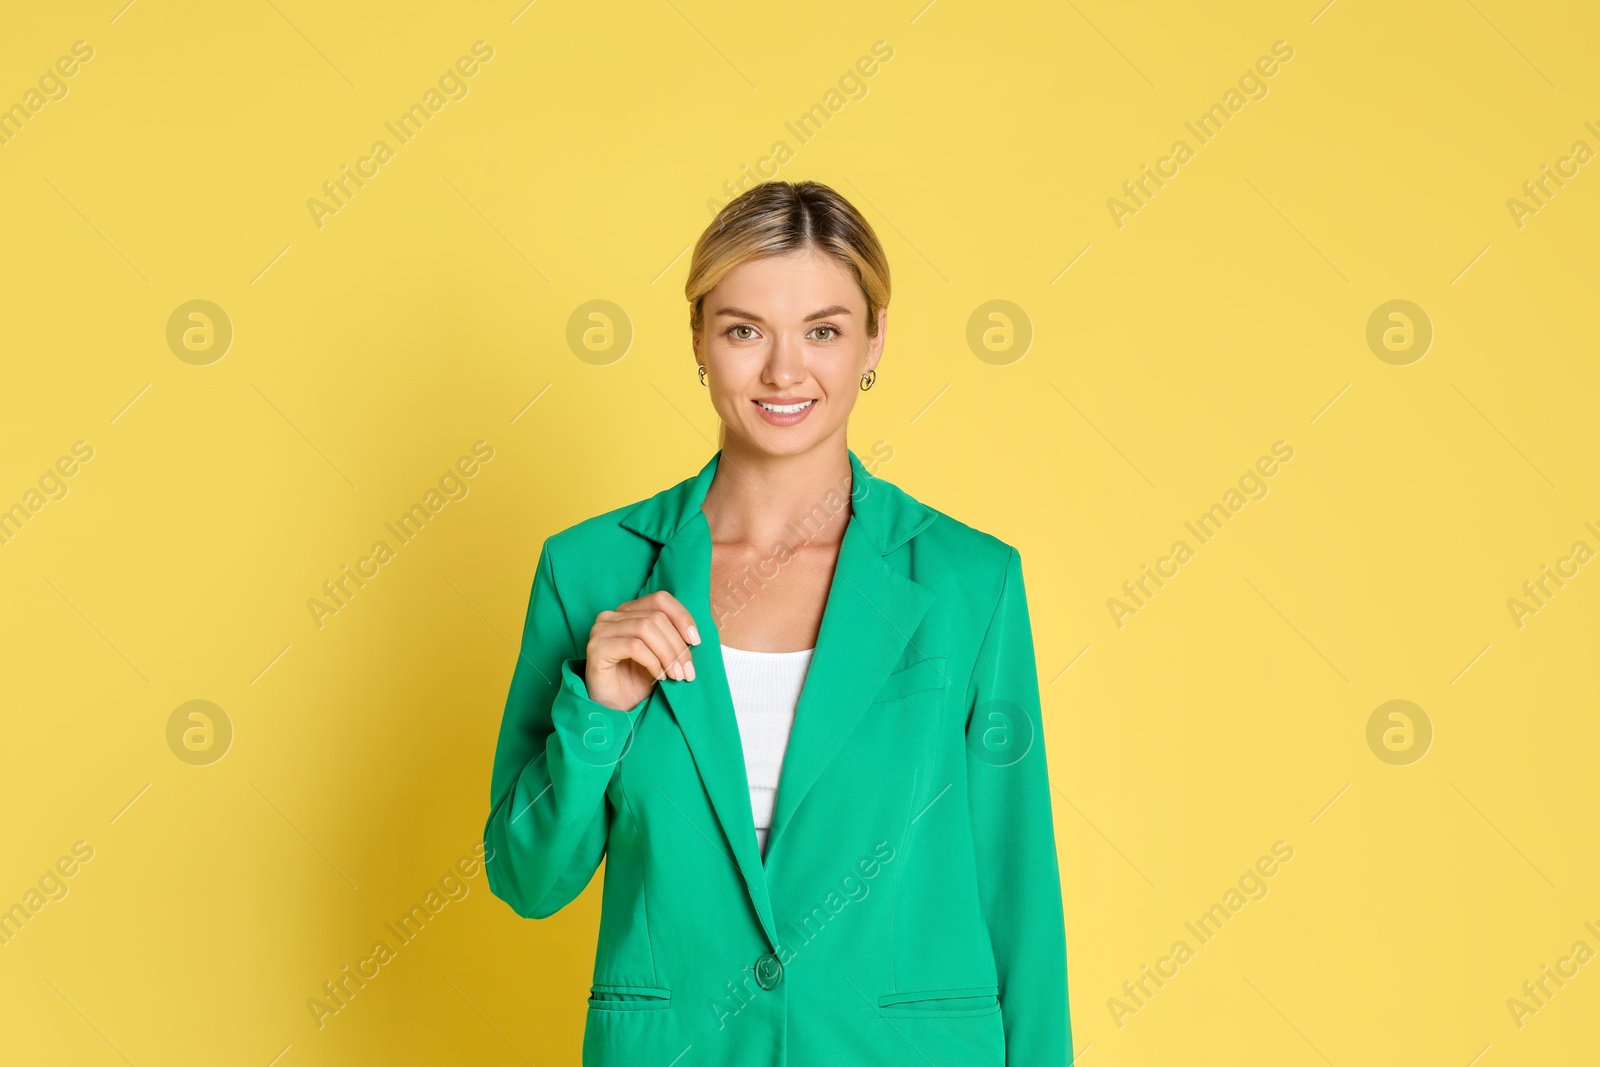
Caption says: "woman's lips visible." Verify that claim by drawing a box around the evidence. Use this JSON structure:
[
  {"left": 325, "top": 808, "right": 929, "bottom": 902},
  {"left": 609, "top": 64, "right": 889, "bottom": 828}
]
[{"left": 752, "top": 397, "right": 816, "bottom": 426}]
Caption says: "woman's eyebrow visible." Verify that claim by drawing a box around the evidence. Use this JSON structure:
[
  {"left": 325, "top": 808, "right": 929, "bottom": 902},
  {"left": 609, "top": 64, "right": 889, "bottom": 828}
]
[{"left": 712, "top": 305, "right": 854, "bottom": 322}]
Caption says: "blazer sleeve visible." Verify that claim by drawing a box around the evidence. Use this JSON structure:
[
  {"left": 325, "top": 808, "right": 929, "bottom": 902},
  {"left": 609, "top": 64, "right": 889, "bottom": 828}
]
[
  {"left": 965, "top": 546, "right": 1072, "bottom": 1065},
  {"left": 484, "top": 536, "right": 648, "bottom": 919}
]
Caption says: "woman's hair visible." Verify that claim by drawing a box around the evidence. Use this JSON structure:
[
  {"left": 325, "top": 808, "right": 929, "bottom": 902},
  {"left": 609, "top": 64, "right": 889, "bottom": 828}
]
[{"left": 686, "top": 180, "right": 891, "bottom": 341}]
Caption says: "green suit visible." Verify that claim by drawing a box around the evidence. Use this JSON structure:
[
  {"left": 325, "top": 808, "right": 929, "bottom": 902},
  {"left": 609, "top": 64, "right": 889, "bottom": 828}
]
[{"left": 484, "top": 447, "right": 1071, "bottom": 1065}]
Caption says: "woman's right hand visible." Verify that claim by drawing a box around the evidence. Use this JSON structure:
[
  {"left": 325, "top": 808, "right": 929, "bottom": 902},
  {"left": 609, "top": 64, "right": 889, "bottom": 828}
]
[{"left": 583, "top": 590, "right": 701, "bottom": 711}]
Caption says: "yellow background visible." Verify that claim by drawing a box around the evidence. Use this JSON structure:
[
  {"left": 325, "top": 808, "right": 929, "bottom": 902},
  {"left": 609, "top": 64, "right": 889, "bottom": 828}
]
[{"left": 2, "top": 0, "right": 1596, "bottom": 1063}]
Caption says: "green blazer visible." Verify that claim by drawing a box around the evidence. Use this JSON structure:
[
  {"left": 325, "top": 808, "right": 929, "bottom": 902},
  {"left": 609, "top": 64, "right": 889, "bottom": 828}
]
[{"left": 484, "top": 447, "right": 1071, "bottom": 1066}]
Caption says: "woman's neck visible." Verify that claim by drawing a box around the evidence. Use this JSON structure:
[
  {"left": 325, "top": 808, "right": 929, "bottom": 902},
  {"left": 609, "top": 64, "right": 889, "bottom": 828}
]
[{"left": 701, "top": 439, "right": 853, "bottom": 551}]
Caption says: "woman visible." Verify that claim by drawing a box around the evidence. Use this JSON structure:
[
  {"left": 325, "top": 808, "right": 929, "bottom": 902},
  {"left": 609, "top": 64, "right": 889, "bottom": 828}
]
[{"left": 484, "top": 180, "right": 1070, "bottom": 1066}]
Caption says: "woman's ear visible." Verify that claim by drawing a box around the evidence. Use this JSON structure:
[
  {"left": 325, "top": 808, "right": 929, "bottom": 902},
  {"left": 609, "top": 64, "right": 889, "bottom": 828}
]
[{"left": 867, "top": 308, "right": 887, "bottom": 368}]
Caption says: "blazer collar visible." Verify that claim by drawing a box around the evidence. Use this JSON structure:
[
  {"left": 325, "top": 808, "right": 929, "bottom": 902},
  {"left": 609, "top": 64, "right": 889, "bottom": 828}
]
[{"left": 617, "top": 447, "right": 939, "bottom": 947}]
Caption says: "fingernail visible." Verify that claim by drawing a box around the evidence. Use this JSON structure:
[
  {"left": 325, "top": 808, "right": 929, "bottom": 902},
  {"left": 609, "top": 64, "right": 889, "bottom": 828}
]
[
  {"left": 685, "top": 659, "right": 696, "bottom": 681},
  {"left": 669, "top": 660, "right": 683, "bottom": 681},
  {"left": 687, "top": 625, "right": 701, "bottom": 646}
]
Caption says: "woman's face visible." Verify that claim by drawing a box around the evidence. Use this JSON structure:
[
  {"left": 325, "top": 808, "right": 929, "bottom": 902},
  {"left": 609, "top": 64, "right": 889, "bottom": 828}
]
[{"left": 695, "top": 246, "right": 885, "bottom": 458}]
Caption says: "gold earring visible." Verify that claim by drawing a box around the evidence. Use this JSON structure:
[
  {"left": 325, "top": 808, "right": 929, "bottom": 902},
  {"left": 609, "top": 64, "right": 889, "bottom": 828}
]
[
  {"left": 860, "top": 369, "right": 876, "bottom": 391},
  {"left": 698, "top": 365, "right": 708, "bottom": 386}
]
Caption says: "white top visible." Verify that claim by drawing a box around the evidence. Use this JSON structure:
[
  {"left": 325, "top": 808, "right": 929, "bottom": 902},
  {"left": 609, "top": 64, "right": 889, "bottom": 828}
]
[{"left": 720, "top": 643, "right": 813, "bottom": 855}]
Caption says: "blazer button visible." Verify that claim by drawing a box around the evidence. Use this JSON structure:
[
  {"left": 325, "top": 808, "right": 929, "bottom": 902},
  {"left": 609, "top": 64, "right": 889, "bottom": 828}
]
[{"left": 754, "top": 952, "right": 783, "bottom": 991}]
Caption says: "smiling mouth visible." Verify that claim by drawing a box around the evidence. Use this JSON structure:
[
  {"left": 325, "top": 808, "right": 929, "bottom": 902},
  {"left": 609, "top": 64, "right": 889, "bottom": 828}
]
[{"left": 754, "top": 399, "right": 816, "bottom": 414}]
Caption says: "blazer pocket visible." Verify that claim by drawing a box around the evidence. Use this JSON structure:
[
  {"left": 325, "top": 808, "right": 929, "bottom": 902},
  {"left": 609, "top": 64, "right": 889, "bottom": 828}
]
[
  {"left": 877, "top": 984, "right": 1000, "bottom": 1019},
  {"left": 587, "top": 984, "right": 672, "bottom": 1012},
  {"left": 871, "top": 656, "right": 950, "bottom": 706}
]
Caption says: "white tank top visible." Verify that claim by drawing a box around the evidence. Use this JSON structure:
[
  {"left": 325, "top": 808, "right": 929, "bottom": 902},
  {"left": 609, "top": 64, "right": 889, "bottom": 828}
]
[{"left": 720, "top": 643, "right": 814, "bottom": 855}]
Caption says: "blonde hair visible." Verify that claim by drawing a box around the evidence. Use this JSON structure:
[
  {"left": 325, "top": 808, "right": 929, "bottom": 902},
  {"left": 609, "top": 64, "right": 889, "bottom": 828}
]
[{"left": 686, "top": 180, "right": 890, "bottom": 342}]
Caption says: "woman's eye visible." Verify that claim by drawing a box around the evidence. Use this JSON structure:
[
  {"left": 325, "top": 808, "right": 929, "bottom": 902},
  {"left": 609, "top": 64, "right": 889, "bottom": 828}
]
[{"left": 726, "top": 324, "right": 837, "bottom": 341}]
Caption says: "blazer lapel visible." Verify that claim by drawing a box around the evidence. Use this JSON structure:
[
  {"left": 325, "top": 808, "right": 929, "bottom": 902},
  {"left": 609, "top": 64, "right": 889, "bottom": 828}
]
[
  {"left": 617, "top": 447, "right": 939, "bottom": 941},
  {"left": 762, "top": 449, "right": 939, "bottom": 861},
  {"left": 621, "top": 451, "right": 776, "bottom": 942}
]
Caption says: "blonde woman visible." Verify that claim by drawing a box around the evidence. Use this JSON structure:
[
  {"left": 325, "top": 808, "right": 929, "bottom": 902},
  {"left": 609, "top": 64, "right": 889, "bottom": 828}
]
[{"left": 485, "top": 180, "right": 1070, "bottom": 1065}]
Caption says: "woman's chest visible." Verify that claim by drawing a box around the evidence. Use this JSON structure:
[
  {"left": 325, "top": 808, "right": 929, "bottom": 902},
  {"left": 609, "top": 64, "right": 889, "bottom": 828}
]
[{"left": 709, "top": 541, "right": 840, "bottom": 652}]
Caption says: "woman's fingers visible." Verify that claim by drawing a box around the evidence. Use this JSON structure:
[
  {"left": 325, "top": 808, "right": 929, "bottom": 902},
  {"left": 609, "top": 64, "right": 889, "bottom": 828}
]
[
  {"left": 589, "top": 627, "right": 669, "bottom": 683},
  {"left": 583, "top": 590, "right": 702, "bottom": 709},
  {"left": 619, "top": 590, "right": 701, "bottom": 650},
  {"left": 605, "top": 606, "right": 695, "bottom": 682},
  {"left": 613, "top": 591, "right": 700, "bottom": 679}
]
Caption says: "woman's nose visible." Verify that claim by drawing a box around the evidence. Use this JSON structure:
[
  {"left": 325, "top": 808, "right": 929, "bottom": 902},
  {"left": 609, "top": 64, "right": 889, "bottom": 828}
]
[{"left": 765, "top": 334, "right": 805, "bottom": 385}]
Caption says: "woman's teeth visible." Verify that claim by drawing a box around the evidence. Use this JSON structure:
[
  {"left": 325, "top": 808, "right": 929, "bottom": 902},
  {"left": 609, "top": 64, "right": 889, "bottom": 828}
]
[{"left": 757, "top": 399, "right": 815, "bottom": 414}]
